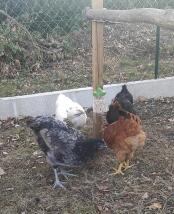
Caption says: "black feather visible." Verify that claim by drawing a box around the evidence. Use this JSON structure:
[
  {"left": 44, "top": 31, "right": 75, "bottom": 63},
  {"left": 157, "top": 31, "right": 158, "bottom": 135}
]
[
  {"left": 116, "top": 98, "right": 136, "bottom": 114},
  {"left": 106, "top": 104, "right": 120, "bottom": 124}
]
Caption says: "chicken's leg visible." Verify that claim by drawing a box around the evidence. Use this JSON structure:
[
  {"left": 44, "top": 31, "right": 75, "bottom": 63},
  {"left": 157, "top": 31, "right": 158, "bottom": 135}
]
[
  {"left": 112, "top": 162, "right": 125, "bottom": 175},
  {"left": 123, "top": 160, "right": 134, "bottom": 171},
  {"left": 53, "top": 168, "right": 66, "bottom": 189}
]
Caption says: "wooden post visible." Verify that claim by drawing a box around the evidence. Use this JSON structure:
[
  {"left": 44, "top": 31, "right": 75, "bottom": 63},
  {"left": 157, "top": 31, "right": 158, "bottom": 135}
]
[
  {"left": 92, "top": 0, "right": 103, "bottom": 90},
  {"left": 92, "top": 0, "right": 105, "bottom": 138},
  {"left": 155, "top": 26, "right": 160, "bottom": 79}
]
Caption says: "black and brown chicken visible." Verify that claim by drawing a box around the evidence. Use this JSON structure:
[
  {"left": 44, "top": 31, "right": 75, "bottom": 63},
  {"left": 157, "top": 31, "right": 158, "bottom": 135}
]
[
  {"left": 103, "top": 101, "right": 146, "bottom": 175},
  {"left": 27, "top": 116, "right": 105, "bottom": 189},
  {"left": 106, "top": 84, "right": 136, "bottom": 124}
]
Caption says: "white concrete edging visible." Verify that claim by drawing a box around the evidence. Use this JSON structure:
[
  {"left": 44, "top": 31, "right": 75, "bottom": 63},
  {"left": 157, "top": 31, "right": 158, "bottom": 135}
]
[{"left": 0, "top": 77, "right": 174, "bottom": 120}]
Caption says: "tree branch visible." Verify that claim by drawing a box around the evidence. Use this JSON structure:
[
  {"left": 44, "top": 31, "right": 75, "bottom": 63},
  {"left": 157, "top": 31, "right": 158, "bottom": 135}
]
[{"left": 85, "top": 7, "right": 174, "bottom": 30}]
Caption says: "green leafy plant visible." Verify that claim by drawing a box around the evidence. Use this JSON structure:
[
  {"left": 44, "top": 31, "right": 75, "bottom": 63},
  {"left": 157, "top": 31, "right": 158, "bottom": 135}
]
[{"left": 0, "top": 24, "right": 23, "bottom": 63}]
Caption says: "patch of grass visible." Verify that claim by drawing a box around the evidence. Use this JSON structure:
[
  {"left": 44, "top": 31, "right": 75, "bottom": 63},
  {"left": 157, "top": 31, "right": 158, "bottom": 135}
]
[
  {"left": 0, "top": 81, "right": 18, "bottom": 97},
  {"left": 64, "top": 200, "right": 98, "bottom": 214},
  {"left": 160, "top": 61, "right": 174, "bottom": 78},
  {"left": 119, "top": 57, "right": 140, "bottom": 68},
  {"left": 10, "top": 146, "right": 34, "bottom": 159},
  {"left": 104, "top": 56, "right": 174, "bottom": 85},
  {"left": 0, "top": 55, "right": 92, "bottom": 97},
  {"left": 1, "top": 55, "right": 174, "bottom": 97},
  {"left": 0, "top": 56, "right": 174, "bottom": 97},
  {"left": 161, "top": 44, "right": 174, "bottom": 58}
]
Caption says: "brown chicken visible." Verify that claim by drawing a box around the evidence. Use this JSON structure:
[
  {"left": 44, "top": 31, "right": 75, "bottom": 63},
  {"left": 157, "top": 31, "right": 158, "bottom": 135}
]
[{"left": 103, "top": 101, "right": 146, "bottom": 175}]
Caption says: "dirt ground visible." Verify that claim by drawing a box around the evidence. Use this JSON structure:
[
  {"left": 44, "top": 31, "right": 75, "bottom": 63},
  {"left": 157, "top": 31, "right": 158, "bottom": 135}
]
[{"left": 0, "top": 97, "right": 174, "bottom": 214}]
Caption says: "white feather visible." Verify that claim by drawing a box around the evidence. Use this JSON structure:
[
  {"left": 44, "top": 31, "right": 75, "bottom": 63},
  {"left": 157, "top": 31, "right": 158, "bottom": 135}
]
[{"left": 55, "top": 94, "right": 87, "bottom": 128}]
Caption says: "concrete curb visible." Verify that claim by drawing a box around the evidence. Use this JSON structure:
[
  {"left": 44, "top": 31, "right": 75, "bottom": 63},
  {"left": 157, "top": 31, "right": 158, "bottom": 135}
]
[{"left": 0, "top": 77, "right": 174, "bottom": 119}]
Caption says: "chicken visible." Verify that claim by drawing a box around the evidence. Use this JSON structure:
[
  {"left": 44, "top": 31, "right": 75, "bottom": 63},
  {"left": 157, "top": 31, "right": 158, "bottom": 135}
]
[
  {"left": 114, "top": 84, "right": 133, "bottom": 104},
  {"left": 106, "top": 85, "right": 135, "bottom": 124},
  {"left": 55, "top": 94, "right": 87, "bottom": 128},
  {"left": 27, "top": 116, "right": 105, "bottom": 189},
  {"left": 103, "top": 101, "right": 146, "bottom": 175}
]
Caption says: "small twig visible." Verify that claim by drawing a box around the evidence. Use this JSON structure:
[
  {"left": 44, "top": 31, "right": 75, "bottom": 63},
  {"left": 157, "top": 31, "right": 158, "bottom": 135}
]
[
  {"left": 36, "top": 43, "right": 63, "bottom": 54},
  {"left": 136, "top": 199, "right": 144, "bottom": 214},
  {"left": 161, "top": 192, "right": 174, "bottom": 213}
]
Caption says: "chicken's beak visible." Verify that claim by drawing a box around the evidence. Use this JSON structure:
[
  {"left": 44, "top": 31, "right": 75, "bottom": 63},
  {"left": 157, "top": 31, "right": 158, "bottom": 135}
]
[
  {"left": 74, "top": 110, "right": 85, "bottom": 117},
  {"left": 71, "top": 110, "right": 85, "bottom": 117}
]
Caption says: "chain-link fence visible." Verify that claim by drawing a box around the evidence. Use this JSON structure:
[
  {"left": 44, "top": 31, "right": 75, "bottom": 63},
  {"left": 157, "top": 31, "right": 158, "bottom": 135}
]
[
  {"left": 104, "top": 0, "right": 174, "bottom": 84},
  {"left": 0, "top": 0, "right": 91, "bottom": 94},
  {"left": 0, "top": 0, "right": 174, "bottom": 97}
]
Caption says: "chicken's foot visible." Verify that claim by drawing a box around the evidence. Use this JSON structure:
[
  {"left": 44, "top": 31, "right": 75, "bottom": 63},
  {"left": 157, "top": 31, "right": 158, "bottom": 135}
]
[
  {"left": 123, "top": 160, "right": 134, "bottom": 171},
  {"left": 53, "top": 169, "right": 66, "bottom": 189},
  {"left": 58, "top": 169, "right": 77, "bottom": 180},
  {"left": 111, "top": 162, "right": 125, "bottom": 175},
  {"left": 111, "top": 160, "right": 134, "bottom": 175}
]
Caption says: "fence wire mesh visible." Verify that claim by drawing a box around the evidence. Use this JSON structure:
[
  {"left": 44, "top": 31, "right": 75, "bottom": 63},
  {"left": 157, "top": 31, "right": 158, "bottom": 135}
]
[
  {"left": 103, "top": 0, "right": 174, "bottom": 84},
  {"left": 0, "top": 0, "right": 174, "bottom": 97}
]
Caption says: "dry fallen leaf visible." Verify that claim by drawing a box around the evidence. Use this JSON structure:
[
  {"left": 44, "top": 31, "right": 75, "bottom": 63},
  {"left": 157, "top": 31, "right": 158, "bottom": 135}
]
[
  {"left": 168, "top": 118, "right": 174, "bottom": 122},
  {"left": 97, "top": 184, "right": 109, "bottom": 192},
  {"left": 148, "top": 202, "right": 162, "bottom": 210},
  {"left": 6, "top": 188, "right": 14, "bottom": 191},
  {"left": 142, "top": 192, "right": 149, "bottom": 199},
  {"left": 0, "top": 167, "right": 5, "bottom": 176},
  {"left": 2, "top": 151, "right": 8, "bottom": 155},
  {"left": 104, "top": 207, "right": 109, "bottom": 211},
  {"left": 97, "top": 205, "right": 103, "bottom": 211},
  {"left": 137, "top": 96, "right": 147, "bottom": 102},
  {"left": 33, "top": 150, "right": 43, "bottom": 156},
  {"left": 97, "top": 205, "right": 109, "bottom": 212}
]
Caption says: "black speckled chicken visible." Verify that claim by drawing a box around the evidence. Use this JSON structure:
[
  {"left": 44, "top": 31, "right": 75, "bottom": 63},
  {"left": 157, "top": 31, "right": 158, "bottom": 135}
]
[{"left": 27, "top": 116, "right": 105, "bottom": 189}]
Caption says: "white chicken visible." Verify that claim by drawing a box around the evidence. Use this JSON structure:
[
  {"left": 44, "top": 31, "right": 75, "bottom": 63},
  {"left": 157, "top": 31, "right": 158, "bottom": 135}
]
[{"left": 55, "top": 94, "right": 87, "bottom": 128}]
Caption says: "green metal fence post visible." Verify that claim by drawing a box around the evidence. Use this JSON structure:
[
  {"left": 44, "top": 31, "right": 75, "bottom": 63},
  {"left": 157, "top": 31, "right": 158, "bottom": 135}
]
[{"left": 155, "top": 25, "right": 160, "bottom": 79}]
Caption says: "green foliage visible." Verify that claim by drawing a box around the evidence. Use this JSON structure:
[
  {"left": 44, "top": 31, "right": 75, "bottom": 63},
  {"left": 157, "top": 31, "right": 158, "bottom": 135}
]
[
  {"left": 0, "top": 23, "right": 42, "bottom": 70},
  {"left": 0, "top": 0, "right": 90, "bottom": 37},
  {"left": 0, "top": 24, "right": 24, "bottom": 63}
]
